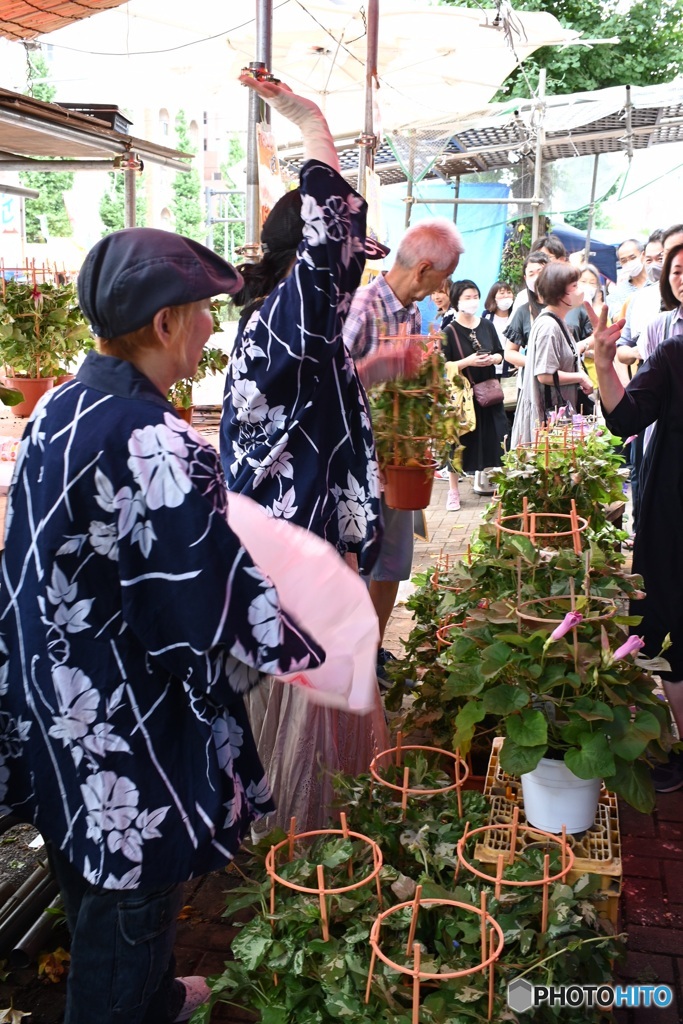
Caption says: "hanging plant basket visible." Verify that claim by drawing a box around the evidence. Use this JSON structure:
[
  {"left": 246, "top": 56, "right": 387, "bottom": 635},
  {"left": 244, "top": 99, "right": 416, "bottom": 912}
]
[{"left": 383, "top": 459, "right": 437, "bottom": 510}]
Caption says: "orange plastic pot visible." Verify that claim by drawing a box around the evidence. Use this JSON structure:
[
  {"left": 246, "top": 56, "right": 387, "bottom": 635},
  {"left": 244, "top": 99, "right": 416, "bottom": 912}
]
[{"left": 382, "top": 461, "right": 437, "bottom": 510}]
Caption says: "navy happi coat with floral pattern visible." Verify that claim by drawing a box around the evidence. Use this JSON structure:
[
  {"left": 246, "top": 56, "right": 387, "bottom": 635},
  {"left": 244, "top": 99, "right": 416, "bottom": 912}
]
[
  {"left": 220, "top": 160, "right": 382, "bottom": 573},
  {"left": 0, "top": 353, "right": 324, "bottom": 889}
]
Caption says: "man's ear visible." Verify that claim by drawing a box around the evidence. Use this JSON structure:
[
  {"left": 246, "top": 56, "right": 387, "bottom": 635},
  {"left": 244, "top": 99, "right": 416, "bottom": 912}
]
[
  {"left": 151, "top": 307, "right": 175, "bottom": 349},
  {"left": 415, "top": 260, "right": 433, "bottom": 281}
]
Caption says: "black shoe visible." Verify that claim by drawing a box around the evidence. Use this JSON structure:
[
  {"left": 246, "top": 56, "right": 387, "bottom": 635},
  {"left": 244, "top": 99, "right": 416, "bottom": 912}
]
[
  {"left": 377, "top": 648, "right": 397, "bottom": 689},
  {"left": 652, "top": 752, "right": 683, "bottom": 793}
]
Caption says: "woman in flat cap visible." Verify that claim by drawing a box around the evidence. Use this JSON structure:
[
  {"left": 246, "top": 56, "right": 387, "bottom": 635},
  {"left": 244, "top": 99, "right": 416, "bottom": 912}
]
[{"left": 0, "top": 156, "right": 330, "bottom": 1023}]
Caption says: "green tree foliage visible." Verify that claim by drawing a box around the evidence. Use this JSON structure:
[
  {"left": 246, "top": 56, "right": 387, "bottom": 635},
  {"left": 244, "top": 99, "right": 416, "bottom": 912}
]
[
  {"left": 19, "top": 49, "right": 74, "bottom": 242},
  {"left": 171, "top": 110, "right": 203, "bottom": 240},
  {"left": 442, "top": 0, "right": 683, "bottom": 99},
  {"left": 99, "top": 171, "right": 147, "bottom": 234}
]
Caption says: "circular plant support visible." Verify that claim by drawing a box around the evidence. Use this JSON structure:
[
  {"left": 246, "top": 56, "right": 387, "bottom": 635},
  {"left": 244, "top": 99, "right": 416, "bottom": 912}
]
[
  {"left": 515, "top": 594, "right": 618, "bottom": 630},
  {"left": 365, "top": 885, "right": 505, "bottom": 1023},
  {"left": 456, "top": 808, "right": 575, "bottom": 932},
  {"left": 370, "top": 741, "right": 469, "bottom": 808},
  {"left": 265, "top": 812, "right": 383, "bottom": 940},
  {"left": 493, "top": 498, "right": 588, "bottom": 555}
]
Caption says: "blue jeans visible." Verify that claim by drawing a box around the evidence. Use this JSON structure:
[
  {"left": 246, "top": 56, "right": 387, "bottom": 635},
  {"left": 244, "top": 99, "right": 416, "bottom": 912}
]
[{"left": 49, "top": 846, "right": 185, "bottom": 1024}]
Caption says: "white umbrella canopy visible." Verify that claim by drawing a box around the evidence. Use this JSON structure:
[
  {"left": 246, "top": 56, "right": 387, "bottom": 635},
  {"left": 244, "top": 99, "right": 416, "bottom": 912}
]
[{"left": 225, "top": 0, "right": 580, "bottom": 138}]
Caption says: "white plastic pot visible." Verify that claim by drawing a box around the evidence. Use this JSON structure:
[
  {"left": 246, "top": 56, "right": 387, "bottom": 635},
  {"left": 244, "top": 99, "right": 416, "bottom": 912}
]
[{"left": 521, "top": 757, "right": 601, "bottom": 834}]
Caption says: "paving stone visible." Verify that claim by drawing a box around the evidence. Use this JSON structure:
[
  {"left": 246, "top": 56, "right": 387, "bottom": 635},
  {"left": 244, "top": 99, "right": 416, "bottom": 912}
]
[
  {"left": 618, "top": 805, "right": 657, "bottom": 837},
  {"left": 655, "top": 794, "right": 683, "bottom": 823},
  {"left": 618, "top": 950, "right": 676, "bottom": 984},
  {"left": 622, "top": 855, "right": 662, "bottom": 880},
  {"left": 627, "top": 925, "right": 683, "bottom": 957}
]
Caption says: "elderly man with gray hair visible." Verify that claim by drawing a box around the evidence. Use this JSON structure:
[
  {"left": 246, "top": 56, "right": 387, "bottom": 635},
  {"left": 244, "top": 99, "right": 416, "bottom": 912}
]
[{"left": 343, "top": 218, "right": 465, "bottom": 675}]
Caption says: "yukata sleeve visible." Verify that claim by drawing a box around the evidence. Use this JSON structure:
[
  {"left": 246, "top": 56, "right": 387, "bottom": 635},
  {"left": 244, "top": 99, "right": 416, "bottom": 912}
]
[
  {"left": 256, "top": 159, "right": 368, "bottom": 368},
  {"left": 605, "top": 342, "right": 672, "bottom": 439},
  {"left": 108, "top": 415, "right": 325, "bottom": 703}
]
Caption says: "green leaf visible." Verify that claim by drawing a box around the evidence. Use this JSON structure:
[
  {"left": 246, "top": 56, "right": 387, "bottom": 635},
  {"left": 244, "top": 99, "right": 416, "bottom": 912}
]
[
  {"left": 443, "top": 667, "right": 485, "bottom": 698},
  {"left": 0, "top": 384, "right": 25, "bottom": 406},
  {"left": 499, "top": 738, "right": 546, "bottom": 775},
  {"left": 231, "top": 926, "right": 273, "bottom": 971},
  {"left": 608, "top": 710, "right": 661, "bottom": 760},
  {"left": 482, "top": 684, "right": 530, "bottom": 715},
  {"left": 479, "top": 641, "right": 513, "bottom": 678},
  {"left": 506, "top": 709, "right": 547, "bottom": 747},
  {"left": 604, "top": 757, "right": 655, "bottom": 814},
  {"left": 453, "top": 701, "right": 486, "bottom": 753},
  {"left": 564, "top": 733, "right": 615, "bottom": 780}
]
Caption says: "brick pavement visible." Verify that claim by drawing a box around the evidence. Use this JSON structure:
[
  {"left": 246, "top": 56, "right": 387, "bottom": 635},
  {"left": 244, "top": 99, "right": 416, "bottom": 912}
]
[{"left": 1, "top": 406, "right": 682, "bottom": 1021}]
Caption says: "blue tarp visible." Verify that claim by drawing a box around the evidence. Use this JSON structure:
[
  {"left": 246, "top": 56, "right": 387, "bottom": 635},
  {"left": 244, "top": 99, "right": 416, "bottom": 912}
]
[
  {"left": 549, "top": 223, "right": 618, "bottom": 283},
  {"left": 380, "top": 180, "right": 511, "bottom": 325}
]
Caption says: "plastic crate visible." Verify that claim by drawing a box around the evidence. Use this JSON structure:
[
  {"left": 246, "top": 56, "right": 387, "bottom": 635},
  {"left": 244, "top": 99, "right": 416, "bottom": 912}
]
[{"left": 477, "top": 738, "right": 622, "bottom": 924}]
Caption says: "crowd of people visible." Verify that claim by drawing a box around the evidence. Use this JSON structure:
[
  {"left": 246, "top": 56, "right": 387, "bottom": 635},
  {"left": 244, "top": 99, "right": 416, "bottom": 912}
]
[{"left": 1, "top": 68, "right": 682, "bottom": 1024}]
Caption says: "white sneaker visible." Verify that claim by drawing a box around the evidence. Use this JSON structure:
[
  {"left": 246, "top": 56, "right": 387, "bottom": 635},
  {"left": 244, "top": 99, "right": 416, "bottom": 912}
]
[
  {"left": 446, "top": 489, "right": 461, "bottom": 511},
  {"left": 173, "top": 977, "right": 211, "bottom": 1022}
]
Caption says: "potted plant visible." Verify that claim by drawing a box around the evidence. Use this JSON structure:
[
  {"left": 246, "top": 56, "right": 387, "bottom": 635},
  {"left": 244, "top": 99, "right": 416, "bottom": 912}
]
[
  {"left": 438, "top": 534, "right": 673, "bottom": 824},
  {"left": 369, "top": 341, "right": 461, "bottom": 510},
  {"left": 199, "top": 757, "right": 622, "bottom": 1024},
  {"left": 487, "top": 426, "right": 630, "bottom": 554},
  {"left": 168, "top": 344, "right": 229, "bottom": 424},
  {"left": 0, "top": 278, "right": 91, "bottom": 416}
]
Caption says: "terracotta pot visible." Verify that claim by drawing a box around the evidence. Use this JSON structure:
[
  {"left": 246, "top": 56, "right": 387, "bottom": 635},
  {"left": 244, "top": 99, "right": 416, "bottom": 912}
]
[
  {"left": 6, "top": 377, "right": 55, "bottom": 418},
  {"left": 382, "top": 460, "right": 437, "bottom": 510},
  {"left": 174, "top": 405, "right": 194, "bottom": 425},
  {"left": 55, "top": 374, "right": 75, "bottom": 387}
]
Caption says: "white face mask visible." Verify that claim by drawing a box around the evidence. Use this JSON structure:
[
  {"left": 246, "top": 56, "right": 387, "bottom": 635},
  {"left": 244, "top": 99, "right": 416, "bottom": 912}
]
[
  {"left": 526, "top": 276, "right": 538, "bottom": 293},
  {"left": 496, "top": 297, "right": 513, "bottom": 311},
  {"left": 580, "top": 284, "right": 596, "bottom": 302},
  {"left": 626, "top": 259, "right": 643, "bottom": 280},
  {"left": 647, "top": 263, "right": 663, "bottom": 284},
  {"left": 459, "top": 299, "right": 479, "bottom": 316}
]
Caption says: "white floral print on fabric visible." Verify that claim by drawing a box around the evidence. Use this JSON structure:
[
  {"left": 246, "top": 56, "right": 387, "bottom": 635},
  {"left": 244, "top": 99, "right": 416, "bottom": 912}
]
[
  {"left": 219, "top": 161, "right": 382, "bottom": 572},
  {"left": 127, "top": 419, "right": 193, "bottom": 510},
  {"left": 0, "top": 351, "right": 325, "bottom": 890}
]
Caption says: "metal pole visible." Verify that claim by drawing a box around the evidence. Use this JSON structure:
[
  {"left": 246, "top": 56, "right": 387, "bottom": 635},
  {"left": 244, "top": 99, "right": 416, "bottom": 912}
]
[
  {"left": 245, "top": 0, "right": 273, "bottom": 253},
  {"left": 530, "top": 69, "right": 546, "bottom": 244},
  {"left": 357, "top": 0, "right": 379, "bottom": 195},
  {"left": 453, "top": 175, "right": 460, "bottom": 224},
  {"left": 123, "top": 161, "right": 137, "bottom": 229},
  {"left": 404, "top": 130, "right": 415, "bottom": 229},
  {"left": 583, "top": 153, "right": 600, "bottom": 265}
]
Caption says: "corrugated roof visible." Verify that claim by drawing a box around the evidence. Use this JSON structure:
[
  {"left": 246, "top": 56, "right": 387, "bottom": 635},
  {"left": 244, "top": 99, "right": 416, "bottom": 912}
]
[
  {"left": 0, "top": 86, "right": 193, "bottom": 170},
  {"left": 0, "top": 0, "right": 128, "bottom": 42}
]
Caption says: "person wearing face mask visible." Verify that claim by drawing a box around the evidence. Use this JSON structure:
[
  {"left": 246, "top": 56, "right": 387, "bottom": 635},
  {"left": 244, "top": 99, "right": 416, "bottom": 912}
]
[
  {"left": 510, "top": 263, "right": 595, "bottom": 447},
  {"left": 503, "top": 253, "right": 592, "bottom": 391},
  {"left": 577, "top": 263, "right": 609, "bottom": 390},
  {"left": 617, "top": 233, "right": 666, "bottom": 367},
  {"left": 483, "top": 280, "right": 515, "bottom": 374},
  {"left": 607, "top": 238, "right": 648, "bottom": 319},
  {"left": 442, "top": 279, "right": 507, "bottom": 503}
]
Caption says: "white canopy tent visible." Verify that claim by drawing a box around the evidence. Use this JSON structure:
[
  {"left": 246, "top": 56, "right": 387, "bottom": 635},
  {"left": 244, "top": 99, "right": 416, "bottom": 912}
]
[{"left": 225, "top": 0, "right": 580, "bottom": 141}]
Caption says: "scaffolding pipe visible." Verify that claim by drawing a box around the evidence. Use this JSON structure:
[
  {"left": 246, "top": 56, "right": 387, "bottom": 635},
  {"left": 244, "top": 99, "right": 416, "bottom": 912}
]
[
  {"left": 245, "top": 0, "right": 273, "bottom": 253},
  {"left": 10, "top": 895, "right": 63, "bottom": 969},
  {"left": 531, "top": 69, "right": 546, "bottom": 244},
  {"left": 0, "top": 865, "right": 59, "bottom": 957},
  {"left": 357, "top": 0, "right": 379, "bottom": 195},
  {"left": 583, "top": 154, "right": 601, "bottom": 264}
]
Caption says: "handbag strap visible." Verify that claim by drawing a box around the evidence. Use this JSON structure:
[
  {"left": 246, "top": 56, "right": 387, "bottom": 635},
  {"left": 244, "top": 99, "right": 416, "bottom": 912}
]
[
  {"left": 536, "top": 311, "right": 577, "bottom": 412},
  {"left": 446, "top": 323, "right": 474, "bottom": 385}
]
